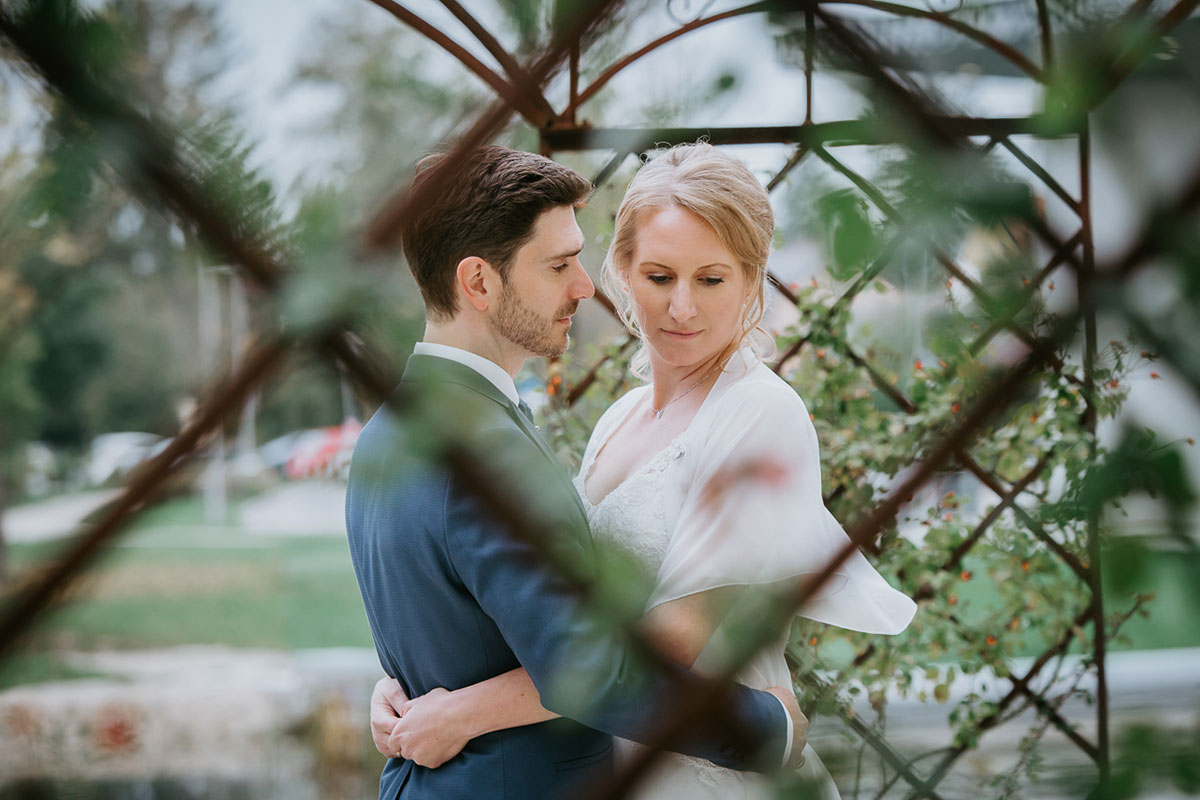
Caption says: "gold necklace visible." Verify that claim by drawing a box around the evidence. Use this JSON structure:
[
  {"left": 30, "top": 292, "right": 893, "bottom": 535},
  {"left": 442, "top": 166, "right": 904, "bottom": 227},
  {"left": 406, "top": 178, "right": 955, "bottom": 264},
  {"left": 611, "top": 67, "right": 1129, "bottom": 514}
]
[{"left": 651, "top": 360, "right": 724, "bottom": 420}]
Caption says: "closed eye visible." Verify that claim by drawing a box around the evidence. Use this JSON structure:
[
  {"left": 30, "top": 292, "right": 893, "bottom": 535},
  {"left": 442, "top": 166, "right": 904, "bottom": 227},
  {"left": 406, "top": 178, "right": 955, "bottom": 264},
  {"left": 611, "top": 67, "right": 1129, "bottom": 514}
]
[
  {"left": 647, "top": 274, "right": 672, "bottom": 285},
  {"left": 701, "top": 277, "right": 725, "bottom": 286},
  {"left": 552, "top": 263, "right": 569, "bottom": 273}
]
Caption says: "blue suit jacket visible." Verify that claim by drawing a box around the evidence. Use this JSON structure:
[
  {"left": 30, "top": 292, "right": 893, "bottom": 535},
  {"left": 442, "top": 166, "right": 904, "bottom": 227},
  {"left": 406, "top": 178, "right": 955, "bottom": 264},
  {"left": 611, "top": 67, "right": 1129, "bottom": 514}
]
[{"left": 345, "top": 354, "right": 787, "bottom": 800}]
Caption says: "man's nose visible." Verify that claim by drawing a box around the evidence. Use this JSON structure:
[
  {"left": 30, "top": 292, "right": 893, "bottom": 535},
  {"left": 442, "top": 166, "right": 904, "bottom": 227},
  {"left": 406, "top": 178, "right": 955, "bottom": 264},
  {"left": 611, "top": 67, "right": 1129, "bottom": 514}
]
[
  {"left": 570, "top": 262, "right": 595, "bottom": 300},
  {"left": 669, "top": 283, "right": 697, "bottom": 322}
]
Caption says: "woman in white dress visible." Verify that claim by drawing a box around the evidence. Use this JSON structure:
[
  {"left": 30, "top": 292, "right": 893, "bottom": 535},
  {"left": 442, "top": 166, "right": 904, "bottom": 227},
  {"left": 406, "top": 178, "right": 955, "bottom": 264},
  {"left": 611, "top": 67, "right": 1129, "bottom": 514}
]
[{"left": 371, "top": 143, "right": 916, "bottom": 798}]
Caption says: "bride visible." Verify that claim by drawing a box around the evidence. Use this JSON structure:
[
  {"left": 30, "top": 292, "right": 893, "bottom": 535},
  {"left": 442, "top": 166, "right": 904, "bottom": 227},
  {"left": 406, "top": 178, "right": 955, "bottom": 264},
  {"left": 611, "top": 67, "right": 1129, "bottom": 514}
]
[{"left": 370, "top": 143, "right": 916, "bottom": 798}]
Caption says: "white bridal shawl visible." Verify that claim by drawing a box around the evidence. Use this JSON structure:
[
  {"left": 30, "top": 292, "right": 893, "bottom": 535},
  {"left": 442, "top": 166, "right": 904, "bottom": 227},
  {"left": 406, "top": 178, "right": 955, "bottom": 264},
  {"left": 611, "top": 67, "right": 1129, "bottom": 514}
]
[{"left": 586, "top": 348, "right": 916, "bottom": 635}]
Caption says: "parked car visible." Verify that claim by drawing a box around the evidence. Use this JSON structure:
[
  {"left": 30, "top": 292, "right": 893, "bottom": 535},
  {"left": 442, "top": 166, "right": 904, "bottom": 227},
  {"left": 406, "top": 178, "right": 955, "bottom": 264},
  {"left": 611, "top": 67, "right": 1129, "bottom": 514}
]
[
  {"left": 259, "top": 419, "right": 362, "bottom": 481},
  {"left": 84, "top": 432, "right": 163, "bottom": 487}
]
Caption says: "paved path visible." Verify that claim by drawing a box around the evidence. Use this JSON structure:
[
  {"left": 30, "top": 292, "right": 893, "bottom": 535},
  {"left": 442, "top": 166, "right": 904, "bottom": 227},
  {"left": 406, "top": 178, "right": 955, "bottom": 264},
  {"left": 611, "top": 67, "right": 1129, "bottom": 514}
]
[{"left": 3, "top": 489, "right": 121, "bottom": 543}]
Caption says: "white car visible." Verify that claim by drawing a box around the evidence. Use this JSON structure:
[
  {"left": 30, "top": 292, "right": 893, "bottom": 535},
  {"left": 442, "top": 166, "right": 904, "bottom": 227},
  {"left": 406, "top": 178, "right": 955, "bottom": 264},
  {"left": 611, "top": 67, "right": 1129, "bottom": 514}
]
[{"left": 84, "top": 432, "right": 162, "bottom": 486}]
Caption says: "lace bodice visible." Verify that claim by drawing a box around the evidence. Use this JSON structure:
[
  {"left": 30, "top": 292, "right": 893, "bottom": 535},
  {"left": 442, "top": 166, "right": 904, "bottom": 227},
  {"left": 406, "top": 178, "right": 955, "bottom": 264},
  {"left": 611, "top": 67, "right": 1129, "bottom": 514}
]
[{"left": 573, "top": 436, "right": 685, "bottom": 578}]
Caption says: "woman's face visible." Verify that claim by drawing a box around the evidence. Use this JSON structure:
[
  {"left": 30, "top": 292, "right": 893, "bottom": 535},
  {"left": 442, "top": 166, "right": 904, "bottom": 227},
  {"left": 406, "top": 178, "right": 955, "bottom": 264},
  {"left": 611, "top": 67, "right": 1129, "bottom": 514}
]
[{"left": 624, "top": 205, "right": 750, "bottom": 371}]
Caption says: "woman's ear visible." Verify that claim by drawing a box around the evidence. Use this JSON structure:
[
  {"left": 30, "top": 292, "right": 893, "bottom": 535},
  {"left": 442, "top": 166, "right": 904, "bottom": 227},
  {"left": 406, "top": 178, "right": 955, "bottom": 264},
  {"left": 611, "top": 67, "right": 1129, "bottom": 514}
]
[{"left": 455, "top": 256, "right": 493, "bottom": 312}]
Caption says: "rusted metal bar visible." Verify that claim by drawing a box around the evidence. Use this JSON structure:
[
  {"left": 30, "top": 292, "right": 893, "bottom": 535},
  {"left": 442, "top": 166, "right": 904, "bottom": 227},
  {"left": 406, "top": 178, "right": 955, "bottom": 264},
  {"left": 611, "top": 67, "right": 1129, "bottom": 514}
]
[
  {"left": 905, "top": 605, "right": 1095, "bottom": 799},
  {"left": 941, "top": 448, "right": 1057, "bottom": 571},
  {"left": 364, "top": 0, "right": 627, "bottom": 252},
  {"left": 364, "top": 0, "right": 548, "bottom": 125},
  {"left": 805, "top": 6, "right": 815, "bottom": 123},
  {"left": 968, "top": 230, "right": 1083, "bottom": 357},
  {"left": 1078, "top": 119, "right": 1110, "bottom": 784},
  {"left": 565, "top": 0, "right": 1041, "bottom": 119},
  {"left": 565, "top": 335, "right": 636, "bottom": 406},
  {"left": 998, "top": 136, "right": 1081, "bottom": 215},
  {"left": 0, "top": 337, "right": 293, "bottom": 657},
  {"left": 564, "top": 1, "right": 771, "bottom": 116},
  {"left": 957, "top": 450, "right": 1091, "bottom": 584},
  {"left": 798, "top": 670, "right": 949, "bottom": 800},
  {"left": 543, "top": 116, "right": 1055, "bottom": 151},
  {"left": 765, "top": 144, "right": 810, "bottom": 192},
  {"left": 590, "top": 148, "right": 632, "bottom": 189},
  {"left": 1034, "top": 0, "right": 1054, "bottom": 72},
  {"left": 435, "top": 0, "right": 556, "bottom": 124}
]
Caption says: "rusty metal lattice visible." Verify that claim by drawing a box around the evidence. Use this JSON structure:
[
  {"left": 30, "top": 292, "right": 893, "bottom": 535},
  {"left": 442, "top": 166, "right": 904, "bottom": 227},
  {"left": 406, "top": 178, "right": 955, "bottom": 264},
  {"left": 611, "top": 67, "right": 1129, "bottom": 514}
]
[{"left": 2, "top": 1, "right": 1198, "bottom": 798}]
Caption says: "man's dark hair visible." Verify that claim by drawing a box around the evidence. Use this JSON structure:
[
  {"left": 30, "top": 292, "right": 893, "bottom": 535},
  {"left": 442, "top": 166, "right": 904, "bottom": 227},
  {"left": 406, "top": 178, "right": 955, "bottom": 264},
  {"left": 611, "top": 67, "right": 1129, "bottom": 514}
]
[{"left": 401, "top": 146, "right": 592, "bottom": 321}]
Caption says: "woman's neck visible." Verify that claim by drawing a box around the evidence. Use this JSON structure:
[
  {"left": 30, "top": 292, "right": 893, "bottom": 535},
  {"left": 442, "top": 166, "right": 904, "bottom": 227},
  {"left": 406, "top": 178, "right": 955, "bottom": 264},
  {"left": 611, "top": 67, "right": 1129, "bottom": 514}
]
[{"left": 647, "top": 349, "right": 729, "bottom": 413}]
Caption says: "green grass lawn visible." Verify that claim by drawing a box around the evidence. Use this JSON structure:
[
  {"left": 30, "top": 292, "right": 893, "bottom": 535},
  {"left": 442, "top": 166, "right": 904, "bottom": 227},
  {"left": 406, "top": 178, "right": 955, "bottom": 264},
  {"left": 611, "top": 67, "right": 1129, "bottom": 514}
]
[{"left": 1, "top": 494, "right": 373, "bottom": 688}]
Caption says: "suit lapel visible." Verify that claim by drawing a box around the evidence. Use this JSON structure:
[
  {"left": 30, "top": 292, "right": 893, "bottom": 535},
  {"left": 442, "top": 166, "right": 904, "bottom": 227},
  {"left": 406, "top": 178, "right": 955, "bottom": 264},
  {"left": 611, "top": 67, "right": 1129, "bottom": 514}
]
[{"left": 400, "top": 354, "right": 587, "bottom": 520}]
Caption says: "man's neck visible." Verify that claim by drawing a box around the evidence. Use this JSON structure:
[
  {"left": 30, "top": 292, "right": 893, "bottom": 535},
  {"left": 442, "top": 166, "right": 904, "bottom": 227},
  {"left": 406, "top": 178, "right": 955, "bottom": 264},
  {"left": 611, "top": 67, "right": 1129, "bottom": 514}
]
[{"left": 423, "top": 320, "right": 525, "bottom": 378}]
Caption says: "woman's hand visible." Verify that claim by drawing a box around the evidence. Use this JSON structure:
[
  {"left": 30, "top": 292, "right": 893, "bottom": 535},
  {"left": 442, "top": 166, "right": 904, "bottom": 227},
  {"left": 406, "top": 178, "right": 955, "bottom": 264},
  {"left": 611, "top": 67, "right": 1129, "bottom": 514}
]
[
  {"left": 370, "top": 676, "right": 408, "bottom": 759},
  {"left": 391, "top": 687, "right": 474, "bottom": 768}
]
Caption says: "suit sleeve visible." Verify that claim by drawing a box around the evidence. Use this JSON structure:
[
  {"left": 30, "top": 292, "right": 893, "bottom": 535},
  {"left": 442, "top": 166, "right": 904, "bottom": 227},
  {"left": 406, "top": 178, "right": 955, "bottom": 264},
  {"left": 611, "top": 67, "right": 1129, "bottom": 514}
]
[{"left": 442, "top": 448, "right": 789, "bottom": 773}]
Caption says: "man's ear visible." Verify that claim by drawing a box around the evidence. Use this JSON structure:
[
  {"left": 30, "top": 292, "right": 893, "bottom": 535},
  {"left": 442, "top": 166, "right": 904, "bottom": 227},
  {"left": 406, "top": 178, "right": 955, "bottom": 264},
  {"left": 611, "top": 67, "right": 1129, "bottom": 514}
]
[{"left": 455, "top": 256, "right": 496, "bottom": 312}]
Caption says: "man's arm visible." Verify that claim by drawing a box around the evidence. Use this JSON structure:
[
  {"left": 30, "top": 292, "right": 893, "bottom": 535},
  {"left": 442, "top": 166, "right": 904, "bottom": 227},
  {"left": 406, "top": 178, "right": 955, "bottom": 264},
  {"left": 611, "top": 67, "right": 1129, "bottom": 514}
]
[{"left": 443, "top": 472, "right": 793, "bottom": 773}]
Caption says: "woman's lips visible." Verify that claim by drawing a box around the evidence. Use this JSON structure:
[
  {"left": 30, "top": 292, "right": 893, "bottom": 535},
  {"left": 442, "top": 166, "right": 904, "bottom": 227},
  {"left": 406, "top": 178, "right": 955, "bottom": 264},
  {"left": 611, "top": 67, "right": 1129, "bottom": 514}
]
[{"left": 662, "top": 329, "right": 701, "bottom": 340}]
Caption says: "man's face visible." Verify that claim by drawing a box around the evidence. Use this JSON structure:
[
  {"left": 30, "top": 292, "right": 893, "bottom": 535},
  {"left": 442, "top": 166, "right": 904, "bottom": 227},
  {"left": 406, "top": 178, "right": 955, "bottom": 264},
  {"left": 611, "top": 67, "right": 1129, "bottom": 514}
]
[{"left": 488, "top": 205, "right": 594, "bottom": 358}]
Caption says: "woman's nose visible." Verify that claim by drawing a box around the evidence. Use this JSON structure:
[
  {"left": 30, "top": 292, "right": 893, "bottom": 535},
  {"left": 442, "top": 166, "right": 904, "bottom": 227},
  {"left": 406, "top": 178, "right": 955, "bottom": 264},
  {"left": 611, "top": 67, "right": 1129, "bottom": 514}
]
[{"left": 669, "top": 284, "right": 697, "bottom": 322}]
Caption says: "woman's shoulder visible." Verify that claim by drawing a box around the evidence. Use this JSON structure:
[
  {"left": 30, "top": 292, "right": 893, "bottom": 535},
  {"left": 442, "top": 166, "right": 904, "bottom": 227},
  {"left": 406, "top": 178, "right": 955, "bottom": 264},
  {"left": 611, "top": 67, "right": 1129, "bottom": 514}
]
[{"left": 717, "top": 359, "right": 811, "bottom": 420}]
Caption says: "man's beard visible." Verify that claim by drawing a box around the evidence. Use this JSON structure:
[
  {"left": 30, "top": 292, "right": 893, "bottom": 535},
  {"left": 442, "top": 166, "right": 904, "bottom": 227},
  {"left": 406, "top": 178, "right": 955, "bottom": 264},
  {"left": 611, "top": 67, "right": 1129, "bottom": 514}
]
[{"left": 489, "top": 285, "right": 577, "bottom": 358}]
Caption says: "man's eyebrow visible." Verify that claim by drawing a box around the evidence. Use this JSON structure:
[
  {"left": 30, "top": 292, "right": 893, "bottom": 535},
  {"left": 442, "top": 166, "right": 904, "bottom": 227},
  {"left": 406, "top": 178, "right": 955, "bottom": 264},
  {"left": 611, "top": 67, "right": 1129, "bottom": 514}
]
[{"left": 546, "top": 243, "right": 585, "bottom": 262}]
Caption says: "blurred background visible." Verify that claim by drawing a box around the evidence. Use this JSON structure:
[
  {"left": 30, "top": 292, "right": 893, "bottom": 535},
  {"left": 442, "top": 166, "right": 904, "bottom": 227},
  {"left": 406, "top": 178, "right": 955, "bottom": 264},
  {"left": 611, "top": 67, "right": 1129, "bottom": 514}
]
[{"left": 1, "top": 0, "right": 1198, "bottom": 798}]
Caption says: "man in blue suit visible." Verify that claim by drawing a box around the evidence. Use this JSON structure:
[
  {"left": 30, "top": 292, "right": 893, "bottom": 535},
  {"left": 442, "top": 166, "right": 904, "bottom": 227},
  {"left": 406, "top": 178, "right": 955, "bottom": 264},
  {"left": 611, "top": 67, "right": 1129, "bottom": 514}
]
[{"left": 345, "top": 146, "right": 805, "bottom": 799}]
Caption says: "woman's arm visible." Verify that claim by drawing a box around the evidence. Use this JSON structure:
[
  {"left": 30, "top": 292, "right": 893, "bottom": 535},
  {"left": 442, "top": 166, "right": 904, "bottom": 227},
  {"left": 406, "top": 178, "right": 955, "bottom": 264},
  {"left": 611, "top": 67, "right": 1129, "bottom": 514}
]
[{"left": 371, "top": 669, "right": 559, "bottom": 768}]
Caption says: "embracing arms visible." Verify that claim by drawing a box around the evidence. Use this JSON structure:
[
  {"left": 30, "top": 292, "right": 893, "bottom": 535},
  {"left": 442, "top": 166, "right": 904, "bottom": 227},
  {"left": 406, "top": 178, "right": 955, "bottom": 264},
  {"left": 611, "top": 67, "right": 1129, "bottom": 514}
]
[{"left": 372, "top": 585, "right": 807, "bottom": 769}]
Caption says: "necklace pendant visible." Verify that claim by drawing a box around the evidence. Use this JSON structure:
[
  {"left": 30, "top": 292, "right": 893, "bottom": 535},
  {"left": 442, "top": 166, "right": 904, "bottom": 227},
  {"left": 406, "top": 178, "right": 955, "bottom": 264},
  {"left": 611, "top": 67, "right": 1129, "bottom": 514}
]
[{"left": 653, "top": 407, "right": 664, "bottom": 420}]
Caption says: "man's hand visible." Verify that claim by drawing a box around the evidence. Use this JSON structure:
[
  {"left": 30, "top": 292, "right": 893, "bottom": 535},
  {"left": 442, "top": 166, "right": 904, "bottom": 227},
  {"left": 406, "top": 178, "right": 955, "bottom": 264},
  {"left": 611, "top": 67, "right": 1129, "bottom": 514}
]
[
  {"left": 766, "top": 686, "right": 809, "bottom": 770},
  {"left": 391, "top": 687, "right": 474, "bottom": 768},
  {"left": 370, "top": 677, "right": 408, "bottom": 759}
]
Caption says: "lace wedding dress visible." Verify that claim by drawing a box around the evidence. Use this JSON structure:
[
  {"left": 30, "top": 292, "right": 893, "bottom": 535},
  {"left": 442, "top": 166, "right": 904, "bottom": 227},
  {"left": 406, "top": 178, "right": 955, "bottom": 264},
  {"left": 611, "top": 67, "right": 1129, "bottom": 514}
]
[{"left": 572, "top": 349, "right": 917, "bottom": 800}]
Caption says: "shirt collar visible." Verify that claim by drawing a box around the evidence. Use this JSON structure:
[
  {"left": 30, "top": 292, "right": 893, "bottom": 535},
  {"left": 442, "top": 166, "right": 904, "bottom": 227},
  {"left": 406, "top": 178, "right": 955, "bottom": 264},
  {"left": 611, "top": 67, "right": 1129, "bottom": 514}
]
[{"left": 413, "top": 342, "right": 520, "bottom": 406}]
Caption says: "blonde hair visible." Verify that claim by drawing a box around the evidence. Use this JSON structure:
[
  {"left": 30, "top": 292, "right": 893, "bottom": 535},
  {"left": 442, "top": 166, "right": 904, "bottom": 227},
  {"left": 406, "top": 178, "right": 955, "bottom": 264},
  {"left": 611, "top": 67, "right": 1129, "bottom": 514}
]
[{"left": 601, "top": 142, "right": 775, "bottom": 379}]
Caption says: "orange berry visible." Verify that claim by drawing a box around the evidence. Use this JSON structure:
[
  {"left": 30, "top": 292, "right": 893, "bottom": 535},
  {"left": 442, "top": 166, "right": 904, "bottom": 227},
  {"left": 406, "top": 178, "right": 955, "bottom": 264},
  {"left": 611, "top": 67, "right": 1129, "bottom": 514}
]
[
  {"left": 546, "top": 384, "right": 557, "bottom": 396},
  {"left": 948, "top": 595, "right": 958, "bottom": 605},
  {"left": 1031, "top": 413, "right": 1039, "bottom": 422},
  {"left": 947, "top": 279, "right": 953, "bottom": 289},
  {"left": 1151, "top": 372, "right": 1160, "bottom": 380},
  {"left": 1109, "top": 380, "right": 1119, "bottom": 388},
  {"left": 1048, "top": 282, "right": 1055, "bottom": 290},
  {"left": 1021, "top": 560, "right": 1031, "bottom": 571},
  {"left": 817, "top": 348, "right": 826, "bottom": 359},
  {"left": 951, "top": 403, "right": 960, "bottom": 413},
  {"left": 986, "top": 635, "right": 998, "bottom": 646},
  {"left": 1188, "top": 438, "right": 1195, "bottom": 446},
  {"left": 811, "top": 277, "right": 819, "bottom": 289},
  {"left": 939, "top": 359, "right": 948, "bottom": 369},
  {"left": 915, "top": 359, "right": 924, "bottom": 371},
  {"left": 808, "top": 636, "right": 819, "bottom": 646},
  {"left": 960, "top": 571, "right": 972, "bottom": 581}
]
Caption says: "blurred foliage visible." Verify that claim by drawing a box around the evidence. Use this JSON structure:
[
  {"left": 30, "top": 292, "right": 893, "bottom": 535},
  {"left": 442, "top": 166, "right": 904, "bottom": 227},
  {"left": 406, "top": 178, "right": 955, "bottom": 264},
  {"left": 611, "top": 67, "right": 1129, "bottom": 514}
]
[{"left": 1, "top": 0, "right": 1198, "bottom": 796}]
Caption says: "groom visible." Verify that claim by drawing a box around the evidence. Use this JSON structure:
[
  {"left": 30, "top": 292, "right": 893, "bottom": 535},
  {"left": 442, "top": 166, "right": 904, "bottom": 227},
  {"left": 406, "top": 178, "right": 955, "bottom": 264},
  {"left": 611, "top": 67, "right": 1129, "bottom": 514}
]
[{"left": 345, "top": 145, "right": 805, "bottom": 800}]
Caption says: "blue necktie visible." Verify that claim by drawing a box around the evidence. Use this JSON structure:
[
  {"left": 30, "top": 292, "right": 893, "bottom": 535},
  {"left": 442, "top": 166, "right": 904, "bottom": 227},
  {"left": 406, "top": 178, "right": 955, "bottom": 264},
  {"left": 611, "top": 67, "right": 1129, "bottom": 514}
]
[{"left": 517, "top": 399, "right": 536, "bottom": 424}]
